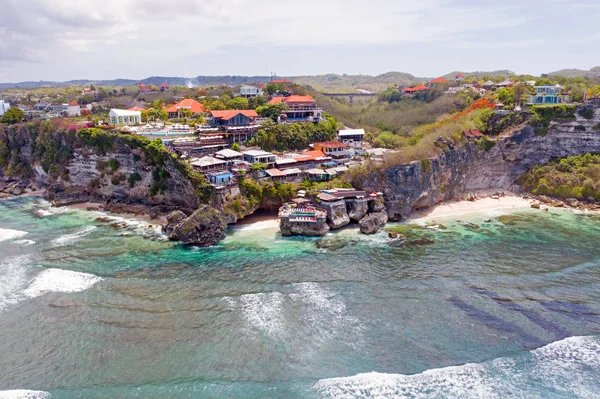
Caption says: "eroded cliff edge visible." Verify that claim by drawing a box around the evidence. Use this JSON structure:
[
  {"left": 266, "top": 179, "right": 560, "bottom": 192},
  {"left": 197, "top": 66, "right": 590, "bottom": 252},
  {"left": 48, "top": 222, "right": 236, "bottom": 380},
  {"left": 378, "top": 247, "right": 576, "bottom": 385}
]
[{"left": 354, "top": 104, "right": 600, "bottom": 220}]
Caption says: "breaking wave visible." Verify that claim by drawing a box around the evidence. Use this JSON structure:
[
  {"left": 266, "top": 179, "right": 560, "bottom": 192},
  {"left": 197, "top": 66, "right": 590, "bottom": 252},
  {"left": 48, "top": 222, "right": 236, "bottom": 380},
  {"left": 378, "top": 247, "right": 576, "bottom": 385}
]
[
  {"left": 0, "top": 228, "right": 28, "bottom": 242},
  {"left": 0, "top": 256, "right": 30, "bottom": 312},
  {"left": 22, "top": 268, "right": 102, "bottom": 298},
  {"left": 50, "top": 226, "right": 97, "bottom": 247},
  {"left": 240, "top": 292, "right": 286, "bottom": 337},
  {"left": 0, "top": 390, "right": 50, "bottom": 399},
  {"left": 314, "top": 336, "right": 600, "bottom": 398}
]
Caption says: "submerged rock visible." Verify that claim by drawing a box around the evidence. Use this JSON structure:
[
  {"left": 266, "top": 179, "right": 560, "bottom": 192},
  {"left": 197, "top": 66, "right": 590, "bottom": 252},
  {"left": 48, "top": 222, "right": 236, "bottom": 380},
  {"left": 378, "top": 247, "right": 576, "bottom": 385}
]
[
  {"left": 164, "top": 206, "right": 227, "bottom": 246},
  {"left": 316, "top": 237, "right": 347, "bottom": 250},
  {"left": 497, "top": 215, "right": 523, "bottom": 226},
  {"left": 359, "top": 211, "right": 389, "bottom": 234}
]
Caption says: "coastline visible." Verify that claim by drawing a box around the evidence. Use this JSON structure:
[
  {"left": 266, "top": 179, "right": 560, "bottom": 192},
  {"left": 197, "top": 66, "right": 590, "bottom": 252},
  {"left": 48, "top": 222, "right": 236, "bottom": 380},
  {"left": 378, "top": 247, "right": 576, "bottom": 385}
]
[{"left": 409, "top": 191, "right": 533, "bottom": 222}]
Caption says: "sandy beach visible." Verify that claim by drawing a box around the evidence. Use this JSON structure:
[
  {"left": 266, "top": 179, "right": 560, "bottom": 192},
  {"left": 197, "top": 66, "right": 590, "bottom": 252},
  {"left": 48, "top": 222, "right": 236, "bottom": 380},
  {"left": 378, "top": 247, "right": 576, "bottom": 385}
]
[{"left": 410, "top": 192, "right": 533, "bottom": 221}]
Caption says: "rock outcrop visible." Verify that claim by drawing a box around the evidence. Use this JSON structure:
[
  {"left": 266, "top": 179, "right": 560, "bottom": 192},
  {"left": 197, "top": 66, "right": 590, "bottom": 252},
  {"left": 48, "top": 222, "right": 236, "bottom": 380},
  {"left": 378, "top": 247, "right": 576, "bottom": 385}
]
[
  {"left": 280, "top": 218, "right": 330, "bottom": 236},
  {"left": 359, "top": 211, "right": 389, "bottom": 234},
  {"left": 347, "top": 199, "right": 368, "bottom": 222},
  {"left": 163, "top": 206, "right": 227, "bottom": 246},
  {"left": 321, "top": 199, "right": 351, "bottom": 229},
  {"left": 355, "top": 103, "right": 600, "bottom": 221}
]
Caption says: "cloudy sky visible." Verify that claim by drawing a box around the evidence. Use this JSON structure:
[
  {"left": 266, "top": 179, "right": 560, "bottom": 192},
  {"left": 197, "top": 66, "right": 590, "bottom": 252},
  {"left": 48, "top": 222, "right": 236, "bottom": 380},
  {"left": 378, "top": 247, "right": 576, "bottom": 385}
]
[{"left": 0, "top": 0, "right": 598, "bottom": 82}]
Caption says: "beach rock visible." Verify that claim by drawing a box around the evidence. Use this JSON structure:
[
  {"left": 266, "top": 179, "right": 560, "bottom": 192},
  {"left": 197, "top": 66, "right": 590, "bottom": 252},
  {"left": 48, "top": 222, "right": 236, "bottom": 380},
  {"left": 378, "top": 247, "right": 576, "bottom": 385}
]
[
  {"left": 552, "top": 201, "right": 565, "bottom": 208},
  {"left": 321, "top": 200, "right": 350, "bottom": 229},
  {"left": 347, "top": 199, "right": 368, "bottom": 222},
  {"left": 368, "top": 198, "right": 386, "bottom": 213},
  {"left": 280, "top": 218, "right": 330, "bottom": 237},
  {"left": 316, "top": 237, "right": 347, "bottom": 250},
  {"left": 531, "top": 202, "right": 540, "bottom": 209},
  {"left": 359, "top": 211, "right": 389, "bottom": 234},
  {"left": 566, "top": 198, "right": 579, "bottom": 208},
  {"left": 164, "top": 206, "right": 227, "bottom": 246}
]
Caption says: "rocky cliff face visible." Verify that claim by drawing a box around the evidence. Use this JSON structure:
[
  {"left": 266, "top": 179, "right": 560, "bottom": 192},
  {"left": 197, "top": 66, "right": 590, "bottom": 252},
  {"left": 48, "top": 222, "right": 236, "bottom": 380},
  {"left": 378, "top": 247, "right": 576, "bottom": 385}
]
[{"left": 356, "top": 104, "right": 600, "bottom": 220}]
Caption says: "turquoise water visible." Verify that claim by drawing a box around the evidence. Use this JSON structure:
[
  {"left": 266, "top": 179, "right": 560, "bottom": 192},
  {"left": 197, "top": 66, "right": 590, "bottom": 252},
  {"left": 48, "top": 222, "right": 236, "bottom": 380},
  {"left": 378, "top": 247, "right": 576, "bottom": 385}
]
[{"left": 1, "top": 197, "right": 600, "bottom": 398}]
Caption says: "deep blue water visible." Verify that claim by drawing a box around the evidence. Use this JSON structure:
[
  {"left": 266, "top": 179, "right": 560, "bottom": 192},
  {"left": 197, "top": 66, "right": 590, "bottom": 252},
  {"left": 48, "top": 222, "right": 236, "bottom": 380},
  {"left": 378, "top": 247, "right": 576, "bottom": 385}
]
[{"left": 1, "top": 197, "right": 600, "bottom": 398}]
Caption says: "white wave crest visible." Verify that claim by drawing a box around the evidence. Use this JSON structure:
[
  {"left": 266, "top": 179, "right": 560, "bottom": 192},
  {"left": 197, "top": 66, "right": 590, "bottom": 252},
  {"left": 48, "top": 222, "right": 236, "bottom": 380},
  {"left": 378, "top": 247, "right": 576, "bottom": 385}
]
[
  {"left": 0, "top": 256, "right": 30, "bottom": 312},
  {"left": 0, "top": 228, "right": 28, "bottom": 242},
  {"left": 0, "top": 390, "right": 50, "bottom": 399},
  {"left": 50, "top": 226, "right": 97, "bottom": 246},
  {"left": 240, "top": 292, "right": 285, "bottom": 336},
  {"left": 23, "top": 268, "right": 102, "bottom": 298},
  {"left": 315, "top": 335, "right": 600, "bottom": 399},
  {"left": 13, "top": 239, "right": 36, "bottom": 246}
]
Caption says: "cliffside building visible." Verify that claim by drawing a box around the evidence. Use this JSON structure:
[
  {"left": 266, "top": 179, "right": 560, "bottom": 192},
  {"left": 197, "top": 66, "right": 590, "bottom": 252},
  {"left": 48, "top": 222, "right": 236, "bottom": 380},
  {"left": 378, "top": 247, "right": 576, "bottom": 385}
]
[
  {"left": 268, "top": 95, "right": 322, "bottom": 122},
  {"left": 528, "top": 85, "right": 570, "bottom": 105},
  {"left": 109, "top": 109, "right": 142, "bottom": 125}
]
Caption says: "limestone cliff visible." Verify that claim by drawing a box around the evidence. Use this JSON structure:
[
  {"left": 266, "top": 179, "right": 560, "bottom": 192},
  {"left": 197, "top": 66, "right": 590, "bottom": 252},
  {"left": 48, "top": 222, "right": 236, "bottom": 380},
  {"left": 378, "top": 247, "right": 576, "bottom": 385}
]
[{"left": 355, "top": 104, "right": 600, "bottom": 220}]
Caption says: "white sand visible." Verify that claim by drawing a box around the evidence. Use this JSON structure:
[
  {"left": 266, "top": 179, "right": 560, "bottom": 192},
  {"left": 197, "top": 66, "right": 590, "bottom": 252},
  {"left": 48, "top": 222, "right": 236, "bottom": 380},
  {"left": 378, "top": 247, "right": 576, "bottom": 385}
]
[{"left": 410, "top": 193, "right": 533, "bottom": 221}]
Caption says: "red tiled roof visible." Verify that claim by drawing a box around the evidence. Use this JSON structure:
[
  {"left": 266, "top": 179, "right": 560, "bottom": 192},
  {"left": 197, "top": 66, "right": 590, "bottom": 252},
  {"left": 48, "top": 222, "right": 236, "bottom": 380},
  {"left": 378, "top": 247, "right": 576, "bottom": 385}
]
[
  {"left": 139, "top": 83, "right": 147, "bottom": 87},
  {"left": 314, "top": 141, "right": 347, "bottom": 149},
  {"left": 128, "top": 106, "right": 146, "bottom": 112},
  {"left": 271, "top": 79, "right": 291, "bottom": 84},
  {"left": 463, "top": 128, "right": 483, "bottom": 138},
  {"left": 402, "top": 84, "right": 429, "bottom": 93},
  {"left": 68, "top": 101, "right": 78, "bottom": 106},
  {"left": 430, "top": 77, "right": 449, "bottom": 84},
  {"left": 166, "top": 99, "right": 205, "bottom": 113},
  {"left": 294, "top": 150, "right": 327, "bottom": 162},
  {"left": 456, "top": 73, "right": 465, "bottom": 77},
  {"left": 210, "top": 110, "right": 258, "bottom": 121},
  {"left": 268, "top": 95, "right": 315, "bottom": 105},
  {"left": 160, "top": 82, "right": 169, "bottom": 88}
]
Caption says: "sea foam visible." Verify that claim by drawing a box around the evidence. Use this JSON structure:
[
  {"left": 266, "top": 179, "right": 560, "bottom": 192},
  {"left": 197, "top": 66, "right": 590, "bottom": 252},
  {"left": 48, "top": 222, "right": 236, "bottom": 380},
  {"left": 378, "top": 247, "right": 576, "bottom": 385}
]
[
  {"left": 0, "top": 256, "right": 30, "bottom": 312},
  {"left": 23, "top": 268, "right": 102, "bottom": 298},
  {"left": 49, "top": 226, "right": 97, "bottom": 247},
  {"left": 240, "top": 292, "right": 286, "bottom": 337},
  {"left": 314, "top": 335, "right": 600, "bottom": 399},
  {"left": 0, "top": 228, "right": 28, "bottom": 242},
  {"left": 0, "top": 391, "right": 50, "bottom": 399}
]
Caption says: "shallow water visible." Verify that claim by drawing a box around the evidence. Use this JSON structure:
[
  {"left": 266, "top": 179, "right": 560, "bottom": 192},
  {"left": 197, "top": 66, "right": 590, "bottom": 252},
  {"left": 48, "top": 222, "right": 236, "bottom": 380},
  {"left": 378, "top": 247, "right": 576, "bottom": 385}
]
[{"left": 1, "top": 197, "right": 600, "bottom": 398}]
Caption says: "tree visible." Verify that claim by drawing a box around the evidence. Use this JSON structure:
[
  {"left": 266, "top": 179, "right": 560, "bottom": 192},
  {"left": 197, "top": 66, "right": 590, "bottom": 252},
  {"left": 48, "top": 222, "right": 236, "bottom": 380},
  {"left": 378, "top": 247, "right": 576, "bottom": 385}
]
[
  {"left": 256, "top": 103, "right": 287, "bottom": 122},
  {"left": 226, "top": 97, "right": 249, "bottom": 110},
  {"left": 496, "top": 87, "right": 516, "bottom": 105},
  {"left": 264, "top": 83, "right": 285, "bottom": 95},
  {"left": 251, "top": 162, "right": 268, "bottom": 171},
  {"left": 0, "top": 108, "right": 24, "bottom": 124},
  {"left": 248, "top": 96, "right": 267, "bottom": 109},
  {"left": 230, "top": 142, "right": 241, "bottom": 152}
]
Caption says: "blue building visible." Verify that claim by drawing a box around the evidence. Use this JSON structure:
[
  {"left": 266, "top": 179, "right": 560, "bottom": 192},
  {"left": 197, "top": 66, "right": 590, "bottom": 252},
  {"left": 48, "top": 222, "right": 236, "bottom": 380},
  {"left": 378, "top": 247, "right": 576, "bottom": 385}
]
[
  {"left": 207, "top": 171, "right": 234, "bottom": 187},
  {"left": 528, "top": 85, "right": 570, "bottom": 105}
]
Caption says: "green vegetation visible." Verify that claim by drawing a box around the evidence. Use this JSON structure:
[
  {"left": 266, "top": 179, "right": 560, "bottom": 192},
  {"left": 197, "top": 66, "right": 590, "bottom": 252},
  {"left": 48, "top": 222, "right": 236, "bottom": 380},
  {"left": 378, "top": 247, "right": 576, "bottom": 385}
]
[
  {"left": 476, "top": 136, "right": 496, "bottom": 151},
  {"left": 150, "top": 168, "right": 170, "bottom": 196},
  {"left": 0, "top": 108, "right": 24, "bottom": 125},
  {"left": 247, "top": 117, "right": 338, "bottom": 151},
  {"left": 256, "top": 103, "right": 287, "bottom": 122},
  {"left": 519, "top": 153, "right": 600, "bottom": 200},
  {"left": 529, "top": 104, "right": 576, "bottom": 129},
  {"left": 107, "top": 159, "right": 120, "bottom": 171},
  {"left": 128, "top": 172, "right": 142, "bottom": 188},
  {"left": 230, "top": 142, "right": 241, "bottom": 152},
  {"left": 420, "top": 159, "right": 432, "bottom": 173}
]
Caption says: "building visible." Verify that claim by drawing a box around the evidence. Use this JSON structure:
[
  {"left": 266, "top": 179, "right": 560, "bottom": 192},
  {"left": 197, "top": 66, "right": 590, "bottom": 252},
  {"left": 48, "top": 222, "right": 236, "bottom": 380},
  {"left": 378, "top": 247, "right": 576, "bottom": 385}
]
[
  {"left": 207, "top": 171, "right": 235, "bottom": 187},
  {"left": 402, "top": 84, "right": 429, "bottom": 94},
  {"left": 268, "top": 95, "right": 322, "bottom": 122},
  {"left": 128, "top": 106, "right": 146, "bottom": 112},
  {"left": 495, "top": 78, "right": 513, "bottom": 88},
  {"left": 313, "top": 141, "right": 350, "bottom": 161},
  {"left": 0, "top": 100, "right": 10, "bottom": 116},
  {"left": 209, "top": 110, "right": 258, "bottom": 127},
  {"left": 215, "top": 148, "right": 244, "bottom": 164},
  {"left": 429, "top": 77, "right": 449, "bottom": 85},
  {"left": 265, "top": 168, "right": 287, "bottom": 182},
  {"left": 63, "top": 101, "right": 81, "bottom": 117},
  {"left": 243, "top": 150, "right": 276, "bottom": 166},
  {"left": 190, "top": 156, "right": 227, "bottom": 172},
  {"left": 240, "top": 85, "right": 263, "bottom": 98},
  {"left": 528, "top": 85, "right": 570, "bottom": 105},
  {"left": 338, "top": 129, "right": 365, "bottom": 148},
  {"left": 166, "top": 99, "right": 205, "bottom": 118},
  {"left": 109, "top": 109, "right": 142, "bottom": 125},
  {"left": 455, "top": 73, "right": 465, "bottom": 82},
  {"left": 160, "top": 82, "right": 170, "bottom": 92},
  {"left": 462, "top": 128, "right": 483, "bottom": 141},
  {"left": 304, "top": 168, "right": 330, "bottom": 182},
  {"left": 33, "top": 101, "right": 49, "bottom": 111}
]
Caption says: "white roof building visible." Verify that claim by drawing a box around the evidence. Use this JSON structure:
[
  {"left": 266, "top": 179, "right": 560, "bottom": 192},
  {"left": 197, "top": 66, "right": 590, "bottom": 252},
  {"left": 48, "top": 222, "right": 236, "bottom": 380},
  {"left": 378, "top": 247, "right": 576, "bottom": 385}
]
[
  {"left": 0, "top": 100, "right": 10, "bottom": 116},
  {"left": 109, "top": 109, "right": 142, "bottom": 125},
  {"left": 240, "top": 85, "right": 263, "bottom": 98}
]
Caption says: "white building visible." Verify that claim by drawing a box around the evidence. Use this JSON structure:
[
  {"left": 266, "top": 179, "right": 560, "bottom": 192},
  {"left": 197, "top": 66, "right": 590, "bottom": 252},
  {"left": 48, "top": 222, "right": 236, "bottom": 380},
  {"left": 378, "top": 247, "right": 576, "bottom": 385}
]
[
  {"left": 109, "top": 109, "right": 142, "bottom": 125},
  {"left": 0, "top": 100, "right": 11, "bottom": 116},
  {"left": 63, "top": 102, "right": 81, "bottom": 117},
  {"left": 240, "top": 85, "right": 263, "bottom": 98},
  {"left": 338, "top": 128, "right": 365, "bottom": 148}
]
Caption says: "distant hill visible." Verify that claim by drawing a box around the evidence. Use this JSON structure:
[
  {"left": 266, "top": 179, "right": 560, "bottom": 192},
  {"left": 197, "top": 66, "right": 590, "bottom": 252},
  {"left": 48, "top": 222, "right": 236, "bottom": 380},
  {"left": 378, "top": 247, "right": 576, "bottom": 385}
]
[
  {"left": 441, "top": 70, "right": 515, "bottom": 80},
  {"left": 547, "top": 67, "right": 600, "bottom": 78}
]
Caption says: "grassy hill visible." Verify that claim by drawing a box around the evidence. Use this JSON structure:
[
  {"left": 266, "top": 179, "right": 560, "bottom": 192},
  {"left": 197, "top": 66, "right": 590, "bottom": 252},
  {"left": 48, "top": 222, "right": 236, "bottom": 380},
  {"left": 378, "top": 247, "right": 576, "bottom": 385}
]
[{"left": 548, "top": 67, "right": 600, "bottom": 78}]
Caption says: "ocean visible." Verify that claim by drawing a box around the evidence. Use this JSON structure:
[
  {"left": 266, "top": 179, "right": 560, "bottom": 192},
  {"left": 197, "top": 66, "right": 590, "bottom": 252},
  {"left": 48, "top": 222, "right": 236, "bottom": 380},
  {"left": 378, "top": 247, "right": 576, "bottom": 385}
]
[{"left": 1, "top": 197, "right": 600, "bottom": 398}]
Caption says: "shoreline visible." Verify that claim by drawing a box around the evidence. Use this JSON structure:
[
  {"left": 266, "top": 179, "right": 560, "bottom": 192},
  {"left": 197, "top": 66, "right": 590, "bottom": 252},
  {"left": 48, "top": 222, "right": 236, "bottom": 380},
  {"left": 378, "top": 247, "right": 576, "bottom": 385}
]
[{"left": 409, "top": 191, "right": 533, "bottom": 222}]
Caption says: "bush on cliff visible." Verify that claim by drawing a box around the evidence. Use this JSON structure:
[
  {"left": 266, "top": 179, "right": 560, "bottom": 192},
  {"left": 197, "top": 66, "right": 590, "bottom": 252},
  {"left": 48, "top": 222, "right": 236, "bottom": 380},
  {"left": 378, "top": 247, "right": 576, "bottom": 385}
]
[{"left": 518, "top": 153, "right": 600, "bottom": 200}]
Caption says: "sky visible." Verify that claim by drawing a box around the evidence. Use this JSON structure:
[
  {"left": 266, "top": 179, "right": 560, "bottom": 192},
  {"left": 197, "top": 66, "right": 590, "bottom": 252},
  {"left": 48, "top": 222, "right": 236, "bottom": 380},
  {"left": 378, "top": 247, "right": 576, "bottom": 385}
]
[{"left": 0, "top": 0, "right": 598, "bottom": 82}]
